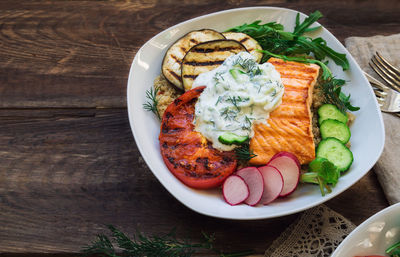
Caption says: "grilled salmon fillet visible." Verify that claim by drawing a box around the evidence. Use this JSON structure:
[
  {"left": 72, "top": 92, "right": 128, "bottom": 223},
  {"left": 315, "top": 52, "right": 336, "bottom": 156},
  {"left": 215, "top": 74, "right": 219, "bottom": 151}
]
[{"left": 249, "top": 57, "right": 320, "bottom": 165}]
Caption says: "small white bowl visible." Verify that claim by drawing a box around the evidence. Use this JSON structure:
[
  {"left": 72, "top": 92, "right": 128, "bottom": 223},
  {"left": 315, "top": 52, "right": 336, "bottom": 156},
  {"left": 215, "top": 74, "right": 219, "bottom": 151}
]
[
  {"left": 332, "top": 203, "right": 400, "bottom": 257},
  {"left": 127, "top": 7, "right": 385, "bottom": 220}
]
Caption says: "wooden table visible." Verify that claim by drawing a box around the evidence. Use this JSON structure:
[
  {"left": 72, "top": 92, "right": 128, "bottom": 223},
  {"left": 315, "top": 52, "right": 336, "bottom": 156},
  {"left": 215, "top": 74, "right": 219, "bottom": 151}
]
[{"left": 0, "top": 0, "right": 398, "bottom": 255}]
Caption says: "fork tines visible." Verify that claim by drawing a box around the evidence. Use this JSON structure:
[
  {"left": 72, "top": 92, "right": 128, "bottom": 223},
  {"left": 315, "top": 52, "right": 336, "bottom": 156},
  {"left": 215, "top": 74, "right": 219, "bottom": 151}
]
[{"left": 369, "top": 52, "right": 400, "bottom": 92}]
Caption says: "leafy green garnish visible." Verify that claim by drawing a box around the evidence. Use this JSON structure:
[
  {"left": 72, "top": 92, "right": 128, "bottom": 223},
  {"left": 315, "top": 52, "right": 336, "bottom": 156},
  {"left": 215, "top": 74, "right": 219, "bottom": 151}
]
[
  {"left": 227, "top": 11, "right": 349, "bottom": 72},
  {"left": 82, "top": 225, "right": 253, "bottom": 257},
  {"left": 387, "top": 240, "right": 400, "bottom": 257},
  {"left": 234, "top": 140, "right": 257, "bottom": 161},
  {"left": 300, "top": 157, "right": 340, "bottom": 196},
  {"left": 143, "top": 86, "right": 161, "bottom": 119},
  {"left": 320, "top": 78, "right": 360, "bottom": 112},
  {"left": 293, "top": 11, "right": 322, "bottom": 36}
]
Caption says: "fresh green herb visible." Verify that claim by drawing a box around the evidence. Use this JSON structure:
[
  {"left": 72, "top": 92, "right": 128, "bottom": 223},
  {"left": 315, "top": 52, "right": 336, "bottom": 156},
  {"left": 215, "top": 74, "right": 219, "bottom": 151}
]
[
  {"left": 235, "top": 140, "right": 257, "bottom": 161},
  {"left": 293, "top": 11, "right": 322, "bottom": 36},
  {"left": 226, "top": 96, "right": 249, "bottom": 112},
  {"left": 143, "top": 87, "right": 160, "bottom": 119},
  {"left": 320, "top": 78, "right": 360, "bottom": 112},
  {"left": 216, "top": 96, "right": 223, "bottom": 105},
  {"left": 386, "top": 240, "right": 400, "bottom": 257},
  {"left": 300, "top": 157, "right": 340, "bottom": 196},
  {"left": 227, "top": 11, "right": 349, "bottom": 72},
  {"left": 220, "top": 108, "right": 238, "bottom": 121},
  {"left": 242, "top": 116, "right": 253, "bottom": 130},
  {"left": 82, "top": 225, "right": 253, "bottom": 257}
]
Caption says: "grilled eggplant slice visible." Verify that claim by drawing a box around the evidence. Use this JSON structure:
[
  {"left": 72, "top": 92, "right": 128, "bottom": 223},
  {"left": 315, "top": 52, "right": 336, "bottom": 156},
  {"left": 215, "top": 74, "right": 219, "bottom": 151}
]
[
  {"left": 181, "top": 39, "right": 247, "bottom": 91},
  {"left": 222, "top": 32, "right": 263, "bottom": 63},
  {"left": 162, "top": 29, "right": 225, "bottom": 90}
]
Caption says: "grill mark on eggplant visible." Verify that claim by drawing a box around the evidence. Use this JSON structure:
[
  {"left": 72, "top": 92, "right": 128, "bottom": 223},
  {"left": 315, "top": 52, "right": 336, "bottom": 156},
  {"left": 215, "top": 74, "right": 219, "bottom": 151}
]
[
  {"left": 182, "top": 74, "right": 198, "bottom": 79},
  {"left": 171, "top": 55, "right": 182, "bottom": 64},
  {"left": 183, "top": 60, "right": 224, "bottom": 66},
  {"left": 239, "top": 38, "right": 249, "bottom": 43},
  {"left": 190, "top": 39, "right": 199, "bottom": 44},
  {"left": 167, "top": 69, "right": 182, "bottom": 82},
  {"left": 191, "top": 46, "right": 243, "bottom": 53}
]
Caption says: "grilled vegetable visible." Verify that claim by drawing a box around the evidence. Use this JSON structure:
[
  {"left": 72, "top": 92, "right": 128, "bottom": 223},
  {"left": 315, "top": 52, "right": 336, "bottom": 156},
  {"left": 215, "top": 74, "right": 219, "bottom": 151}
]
[
  {"left": 181, "top": 39, "right": 247, "bottom": 91},
  {"left": 222, "top": 32, "right": 263, "bottom": 63},
  {"left": 162, "top": 29, "right": 225, "bottom": 90},
  {"left": 159, "top": 86, "right": 237, "bottom": 189}
]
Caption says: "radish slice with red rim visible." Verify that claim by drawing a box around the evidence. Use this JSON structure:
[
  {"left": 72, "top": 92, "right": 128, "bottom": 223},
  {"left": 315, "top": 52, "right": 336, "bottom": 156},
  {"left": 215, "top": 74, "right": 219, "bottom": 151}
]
[
  {"left": 236, "top": 167, "right": 264, "bottom": 206},
  {"left": 222, "top": 175, "right": 249, "bottom": 206},
  {"left": 258, "top": 166, "right": 284, "bottom": 205},
  {"left": 267, "top": 152, "right": 300, "bottom": 197}
]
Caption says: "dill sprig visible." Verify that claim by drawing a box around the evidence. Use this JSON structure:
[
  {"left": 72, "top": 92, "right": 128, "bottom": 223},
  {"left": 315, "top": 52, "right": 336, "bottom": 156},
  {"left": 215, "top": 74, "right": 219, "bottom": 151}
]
[
  {"left": 235, "top": 141, "right": 257, "bottom": 161},
  {"left": 143, "top": 86, "right": 161, "bottom": 120},
  {"left": 320, "top": 78, "right": 360, "bottom": 112},
  {"left": 82, "top": 225, "right": 254, "bottom": 257}
]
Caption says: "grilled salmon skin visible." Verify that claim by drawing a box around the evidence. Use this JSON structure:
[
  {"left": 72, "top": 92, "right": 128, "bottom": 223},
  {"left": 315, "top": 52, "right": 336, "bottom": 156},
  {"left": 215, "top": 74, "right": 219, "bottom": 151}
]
[{"left": 249, "top": 57, "right": 320, "bottom": 165}]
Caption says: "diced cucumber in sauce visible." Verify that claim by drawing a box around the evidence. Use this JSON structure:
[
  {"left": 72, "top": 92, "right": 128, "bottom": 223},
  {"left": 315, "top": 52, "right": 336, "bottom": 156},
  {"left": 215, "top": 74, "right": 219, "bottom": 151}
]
[
  {"left": 316, "top": 138, "right": 353, "bottom": 172},
  {"left": 320, "top": 119, "right": 351, "bottom": 144},
  {"left": 318, "top": 104, "right": 348, "bottom": 125}
]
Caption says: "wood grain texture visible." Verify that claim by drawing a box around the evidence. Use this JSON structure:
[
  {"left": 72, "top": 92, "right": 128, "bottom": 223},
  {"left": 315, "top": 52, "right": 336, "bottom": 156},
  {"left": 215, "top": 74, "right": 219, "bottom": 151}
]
[
  {"left": 0, "top": 108, "right": 388, "bottom": 254},
  {"left": 0, "top": 0, "right": 399, "bottom": 108},
  {"left": 0, "top": 0, "right": 397, "bottom": 254}
]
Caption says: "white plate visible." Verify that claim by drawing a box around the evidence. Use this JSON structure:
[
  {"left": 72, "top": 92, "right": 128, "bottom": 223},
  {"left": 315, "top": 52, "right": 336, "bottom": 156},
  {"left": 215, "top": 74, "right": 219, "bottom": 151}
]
[
  {"left": 127, "top": 7, "right": 385, "bottom": 220},
  {"left": 332, "top": 203, "right": 400, "bottom": 256}
]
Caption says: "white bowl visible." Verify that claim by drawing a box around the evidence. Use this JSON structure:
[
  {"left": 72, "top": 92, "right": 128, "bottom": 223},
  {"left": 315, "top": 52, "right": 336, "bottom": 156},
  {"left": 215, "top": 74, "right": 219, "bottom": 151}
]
[
  {"left": 332, "top": 203, "right": 400, "bottom": 257},
  {"left": 127, "top": 7, "right": 385, "bottom": 220}
]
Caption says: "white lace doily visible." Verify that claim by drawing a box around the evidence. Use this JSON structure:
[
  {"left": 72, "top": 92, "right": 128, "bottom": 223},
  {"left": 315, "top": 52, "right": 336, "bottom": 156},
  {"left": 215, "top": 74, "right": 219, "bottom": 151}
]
[{"left": 264, "top": 204, "right": 355, "bottom": 257}]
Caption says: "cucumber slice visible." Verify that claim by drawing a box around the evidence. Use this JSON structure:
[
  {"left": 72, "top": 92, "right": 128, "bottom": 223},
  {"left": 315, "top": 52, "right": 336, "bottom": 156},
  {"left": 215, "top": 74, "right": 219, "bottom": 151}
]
[
  {"left": 218, "top": 132, "right": 248, "bottom": 145},
  {"left": 320, "top": 119, "right": 351, "bottom": 144},
  {"left": 316, "top": 138, "right": 353, "bottom": 172},
  {"left": 318, "top": 104, "right": 348, "bottom": 125}
]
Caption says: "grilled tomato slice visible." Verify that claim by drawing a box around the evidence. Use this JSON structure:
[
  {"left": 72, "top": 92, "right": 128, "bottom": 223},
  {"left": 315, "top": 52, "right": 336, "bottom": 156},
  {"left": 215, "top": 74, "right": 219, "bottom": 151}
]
[{"left": 159, "top": 86, "right": 237, "bottom": 189}]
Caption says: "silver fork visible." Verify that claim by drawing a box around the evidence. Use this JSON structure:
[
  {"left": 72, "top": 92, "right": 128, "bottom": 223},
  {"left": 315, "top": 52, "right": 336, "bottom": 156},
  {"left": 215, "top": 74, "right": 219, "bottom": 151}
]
[
  {"left": 369, "top": 52, "right": 400, "bottom": 92},
  {"left": 364, "top": 72, "right": 400, "bottom": 113}
]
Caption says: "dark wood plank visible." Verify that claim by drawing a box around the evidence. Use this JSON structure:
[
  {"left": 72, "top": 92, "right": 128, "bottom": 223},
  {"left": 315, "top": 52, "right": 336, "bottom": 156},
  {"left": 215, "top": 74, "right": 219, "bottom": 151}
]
[
  {"left": 0, "top": 0, "right": 399, "bottom": 108},
  {"left": 0, "top": 108, "right": 388, "bottom": 253}
]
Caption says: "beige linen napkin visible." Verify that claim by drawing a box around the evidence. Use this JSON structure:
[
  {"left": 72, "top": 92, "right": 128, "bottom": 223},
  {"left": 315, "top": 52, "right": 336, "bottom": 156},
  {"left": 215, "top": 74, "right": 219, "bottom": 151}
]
[{"left": 345, "top": 33, "right": 400, "bottom": 204}]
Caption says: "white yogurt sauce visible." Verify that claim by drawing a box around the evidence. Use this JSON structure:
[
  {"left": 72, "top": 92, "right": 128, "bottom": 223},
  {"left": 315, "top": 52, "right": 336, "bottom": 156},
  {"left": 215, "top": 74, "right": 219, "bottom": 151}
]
[{"left": 193, "top": 52, "right": 284, "bottom": 151}]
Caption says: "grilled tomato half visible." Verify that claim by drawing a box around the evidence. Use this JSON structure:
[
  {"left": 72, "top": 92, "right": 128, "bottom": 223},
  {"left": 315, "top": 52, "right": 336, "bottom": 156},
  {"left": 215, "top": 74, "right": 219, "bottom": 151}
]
[{"left": 159, "top": 86, "right": 237, "bottom": 189}]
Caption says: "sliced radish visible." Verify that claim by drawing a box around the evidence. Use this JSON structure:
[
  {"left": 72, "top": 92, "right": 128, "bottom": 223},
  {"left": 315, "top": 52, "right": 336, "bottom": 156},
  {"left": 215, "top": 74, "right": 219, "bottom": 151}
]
[
  {"left": 267, "top": 152, "right": 300, "bottom": 197},
  {"left": 222, "top": 175, "right": 249, "bottom": 206},
  {"left": 258, "top": 166, "right": 284, "bottom": 205},
  {"left": 236, "top": 167, "right": 264, "bottom": 206}
]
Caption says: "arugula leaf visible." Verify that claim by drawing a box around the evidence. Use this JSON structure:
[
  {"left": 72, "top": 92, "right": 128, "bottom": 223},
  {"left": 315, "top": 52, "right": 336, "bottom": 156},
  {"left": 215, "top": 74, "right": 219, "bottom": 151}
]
[
  {"left": 300, "top": 158, "right": 340, "bottom": 196},
  {"left": 386, "top": 240, "right": 400, "bottom": 257},
  {"left": 293, "top": 11, "right": 323, "bottom": 36}
]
